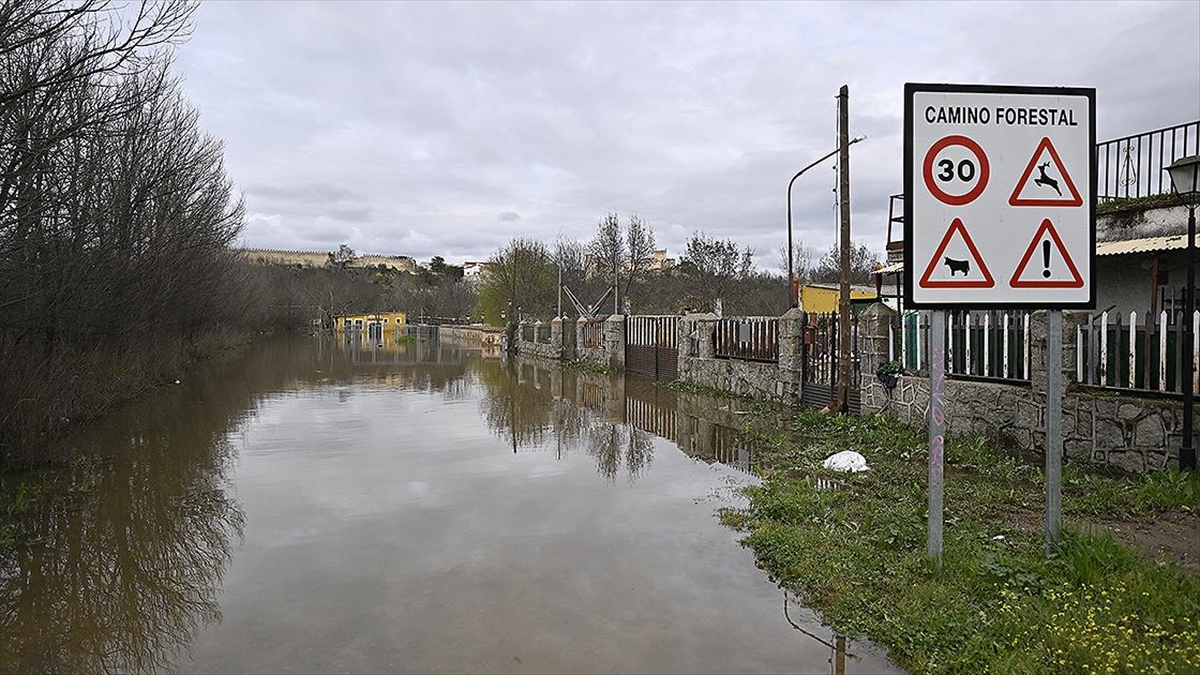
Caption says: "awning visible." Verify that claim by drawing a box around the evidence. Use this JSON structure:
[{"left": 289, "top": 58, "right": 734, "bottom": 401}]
[
  {"left": 1096, "top": 234, "right": 1197, "bottom": 256},
  {"left": 871, "top": 261, "right": 905, "bottom": 275},
  {"left": 871, "top": 235, "right": 1198, "bottom": 274}
]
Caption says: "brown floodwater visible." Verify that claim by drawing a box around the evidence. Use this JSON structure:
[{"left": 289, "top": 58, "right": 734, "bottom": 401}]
[{"left": 0, "top": 333, "right": 900, "bottom": 674}]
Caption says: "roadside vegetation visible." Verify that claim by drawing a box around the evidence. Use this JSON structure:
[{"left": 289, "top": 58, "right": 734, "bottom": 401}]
[{"left": 724, "top": 407, "right": 1200, "bottom": 674}]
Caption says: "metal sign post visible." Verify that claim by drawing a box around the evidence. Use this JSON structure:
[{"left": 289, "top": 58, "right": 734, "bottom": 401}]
[
  {"left": 928, "top": 310, "right": 946, "bottom": 568},
  {"left": 1046, "top": 309, "right": 1063, "bottom": 547},
  {"left": 904, "top": 83, "right": 1095, "bottom": 557}
]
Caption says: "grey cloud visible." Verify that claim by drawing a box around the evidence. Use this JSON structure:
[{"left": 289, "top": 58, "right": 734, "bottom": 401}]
[
  {"left": 177, "top": 1, "right": 1199, "bottom": 267},
  {"left": 498, "top": 211, "right": 521, "bottom": 222}
]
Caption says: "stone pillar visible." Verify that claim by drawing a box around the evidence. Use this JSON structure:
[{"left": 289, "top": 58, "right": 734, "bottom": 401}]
[
  {"left": 859, "top": 303, "right": 897, "bottom": 381},
  {"left": 1028, "top": 310, "right": 1049, "bottom": 393},
  {"left": 690, "top": 313, "right": 718, "bottom": 359},
  {"left": 605, "top": 314, "right": 626, "bottom": 370},
  {"left": 778, "top": 307, "right": 806, "bottom": 403},
  {"left": 857, "top": 303, "right": 898, "bottom": 414},
  {"left": 551, "top": 316, "right": 564, "bottom": 358},
  {"left": 533, "top": 319, "right": 543, "bottom": 344},
  {"left": 576, "top": 317, "right": 586, "bottom": 359},
  {"left": 517, "top": 320, "right": 528, "bottom": 354}
]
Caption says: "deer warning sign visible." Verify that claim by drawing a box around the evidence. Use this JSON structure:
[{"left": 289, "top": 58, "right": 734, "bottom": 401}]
[
  {"left": 1009, "top": 137, "right": 1083, "bottom": 207},
  {"left": 904, "top": 83, "right": 1095, "bottom": 308}
]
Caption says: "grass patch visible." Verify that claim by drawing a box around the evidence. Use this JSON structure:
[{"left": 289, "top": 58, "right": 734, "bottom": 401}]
[
  {"left": 728, "top": 407, "right": 1200, "bottom": 674},
  {"left": 561, "top": 358, "right": 610, "bottom": 374},
  {"left": 656, "top": 379, "right": 758, "bottom": 402}
]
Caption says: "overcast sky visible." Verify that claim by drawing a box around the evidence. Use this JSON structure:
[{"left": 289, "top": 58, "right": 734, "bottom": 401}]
[{"left": 173, "top": 1, "right": 1200, "bottom": 271}]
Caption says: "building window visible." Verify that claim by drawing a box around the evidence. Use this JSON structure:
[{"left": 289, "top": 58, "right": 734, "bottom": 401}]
[{"left": 382, "top": 318, "right": 388, "bottom": 323}]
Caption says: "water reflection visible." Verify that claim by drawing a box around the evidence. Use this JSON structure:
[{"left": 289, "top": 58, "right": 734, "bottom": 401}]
[
  {"left": 783, "top": 591, "right": 861, "bottom": 675},
  {"left": 0, "top": 377, "right": 247, "bottom": 673},
  {"left": 476, "top": 357, "right": 755, "bottom": 481}
]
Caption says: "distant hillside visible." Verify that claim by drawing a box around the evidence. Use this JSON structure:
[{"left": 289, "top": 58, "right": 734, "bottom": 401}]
[{"left": 236, "top": 248, "right": 418, "bottom": 273}]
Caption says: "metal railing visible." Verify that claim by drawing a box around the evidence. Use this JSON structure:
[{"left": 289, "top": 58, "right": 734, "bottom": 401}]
[
  {"left": 1077, "top": 309, "right": 1200, "bottom": 394},
  {"left": 713, "top": 317, "right": 779, "bottom": 362},
  {"left": 581, "top": 319, "right": 605, "bottom": 348},
  {"left": 894, "top": 310, "right": 1031, "bottom": 383},
  {"left": 1096, "top": 120, "right": 1199, "bottom": 202},
  {"left": 627, "top": 315, "right": 679, "bottom": 348}
]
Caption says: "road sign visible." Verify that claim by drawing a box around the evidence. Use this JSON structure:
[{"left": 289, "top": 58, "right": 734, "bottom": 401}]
[
  {"left": 904, "top": 83, "right": 1096, "bottom": 308},
  {"left": 918, "top": 218, "right": 995, "bottom": 288}
]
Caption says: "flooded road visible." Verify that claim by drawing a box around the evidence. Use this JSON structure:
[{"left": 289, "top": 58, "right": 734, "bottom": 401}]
[{"left": 0, "top": 334, "right": 899, "bottom": 674}]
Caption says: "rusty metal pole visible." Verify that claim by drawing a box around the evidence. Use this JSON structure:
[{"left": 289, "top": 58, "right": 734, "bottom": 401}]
[{"left": 837, "top": 84, "right": 852, "bottom": 412}]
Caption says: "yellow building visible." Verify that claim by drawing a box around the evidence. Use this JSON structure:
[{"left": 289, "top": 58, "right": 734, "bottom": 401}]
[
  {"left": 799, "top": 283, "right": 878, "bottom": 313},
  {"left": 335, "top": 311, "right": 407, "bottom": 337}
]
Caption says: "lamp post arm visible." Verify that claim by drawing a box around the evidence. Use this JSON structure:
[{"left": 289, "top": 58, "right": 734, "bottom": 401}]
[{"left": 786, "top": 146, "right": 842, "bottom": 306}]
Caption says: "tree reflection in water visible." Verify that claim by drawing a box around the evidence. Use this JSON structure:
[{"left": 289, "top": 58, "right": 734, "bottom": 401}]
[
  {"left": 477, "top": 359, "right": 656, "bottom": 482},
  {"left": 0, "top": 338, "right": 326, "bottom": 673}
]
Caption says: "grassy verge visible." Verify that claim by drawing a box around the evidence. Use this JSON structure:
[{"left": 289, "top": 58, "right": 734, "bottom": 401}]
[
  {"left": 561, "top": 358, "right": 611, "bottom": 374},
  {"left": 725, "top": 408, "right": 1200, "bottom": 674},
  {"left": 656, "top": 379, "right": 758, "bottom": 402}
]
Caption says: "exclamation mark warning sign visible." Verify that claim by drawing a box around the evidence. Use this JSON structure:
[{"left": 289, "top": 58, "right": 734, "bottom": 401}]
[{"left": 1010, "top": 219, "right": 1084, "bottom": 288}]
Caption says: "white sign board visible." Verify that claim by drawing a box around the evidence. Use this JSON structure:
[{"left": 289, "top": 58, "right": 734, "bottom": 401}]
[{"left": 904, "top": 84, "right": 1095, "bottom": 308}]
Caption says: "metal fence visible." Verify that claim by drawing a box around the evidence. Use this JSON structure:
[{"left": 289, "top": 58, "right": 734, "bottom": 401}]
[
  {"left": 582, "top": 319, "right": 605, "bottom": 348},
  {"left": 1096, "top": 120, "right": 1199, "bottom": 202},
  {"left": 536, "top": 323, "right": 552, "bottom": 342},
  {"left": 1076, "top": 309, "right": 1200, "bottom": 394},
  {"left": 713, "top": 317, "right": 779, "bottom": 362},
  {"left": 800, "top": 312, "right": 862, "bottom": 412},
  {"left": 894, "top": 310, "right": 1031, "bottom": 383},
  {"left": 627, "top": 315, "right": 679, "bottom": 348}
]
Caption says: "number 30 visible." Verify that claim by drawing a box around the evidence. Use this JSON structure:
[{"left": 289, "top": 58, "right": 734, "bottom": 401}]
[{"left": 937, "top": 158, "right": 976, "bottom": 183}]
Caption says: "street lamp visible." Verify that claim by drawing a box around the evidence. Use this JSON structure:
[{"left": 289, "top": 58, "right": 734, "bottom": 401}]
[
  {"left": 1167, "top": 154, "right": 1200, "bottom": 471},
  {"left": 787, "top": 134, "right": 867, "bottom": 307}
]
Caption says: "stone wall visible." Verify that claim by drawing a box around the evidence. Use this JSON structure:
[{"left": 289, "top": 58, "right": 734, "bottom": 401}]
[
  {"left": 515, "top": 319, "right": 565, "bottom": 361},
  {"left": 576, "top": 315, "right": 625, "bottom": 370},
  {"left": 440, "top": 325, "right": 504, "bottom": 347},
  {"left": 860, "top": 304, "right": 1184, "bottom": 472},
  {"left": 677, "top": 313, "right": 783, "bottom": 399}
]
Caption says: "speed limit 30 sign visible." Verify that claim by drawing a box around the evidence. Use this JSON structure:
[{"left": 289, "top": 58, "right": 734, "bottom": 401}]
[{"left": 904, "top": 83, "right": 1096, "bottom": 308}]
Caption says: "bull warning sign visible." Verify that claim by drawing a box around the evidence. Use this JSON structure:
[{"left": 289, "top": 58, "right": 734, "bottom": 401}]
[
  {"left": 918, "top": 218, "right": 995, "bottom": 288},
  {"left": 904, "top": 83, "right": 1095, "bottom": 308}
]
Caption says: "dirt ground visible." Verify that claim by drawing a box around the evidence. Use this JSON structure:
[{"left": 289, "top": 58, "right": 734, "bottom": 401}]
[
  {"left": 1073, "top": 510, "right": 1200, "bottom": 576},
  {"left": 1014, "top": 509, "right": 1200, "bottom": 575}
]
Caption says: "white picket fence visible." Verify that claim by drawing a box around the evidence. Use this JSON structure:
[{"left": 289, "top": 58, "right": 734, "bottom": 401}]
[
  {"left": 891, "top": 310, "right": 1031, "bottom": 382},
  {"left": 1076, "top": 310, "right": 1200, "bottom": 393}
]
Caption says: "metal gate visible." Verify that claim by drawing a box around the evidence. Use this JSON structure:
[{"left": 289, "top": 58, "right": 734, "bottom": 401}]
[
  {"left": 625, "top": 315, "right": 679, "bottom": 380},
  {"left": 800, "top": 312, "right": 861, "bottom": 413}
]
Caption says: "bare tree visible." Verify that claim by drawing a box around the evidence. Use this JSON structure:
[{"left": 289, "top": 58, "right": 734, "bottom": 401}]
[
  {"left": 680, "top": 231, "right": 755, "bottom": 303},
  {"left": 587, "top": 211, "right": 624, "bottom": 288},
  {"left": 777, "top": 239, "right": 814, "bottom": 285},
  {"left": 623, "top": 213, "right": 656, "bottom": 306},
  {"left": 810, "top": 242, "right": 880, "bottom": 285}
]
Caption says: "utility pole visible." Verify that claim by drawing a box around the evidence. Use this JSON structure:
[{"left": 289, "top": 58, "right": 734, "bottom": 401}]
[
  {"left": 836, "top": 84, "right": 852, "bottom": 413},
  {"left": 613, "top": 254, "right": 619, "bottom": 315}
]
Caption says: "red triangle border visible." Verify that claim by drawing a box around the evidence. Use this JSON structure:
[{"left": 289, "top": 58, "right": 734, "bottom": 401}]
[
  {"left": 1008, "top": 137, "right": 1083, "bottom": 207},
  {"left": 918, "top": 218, "right": 996, "bottom": 289},
  {"left": 1009, "top": 218, "right": 1085, "bottom": 288}
]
